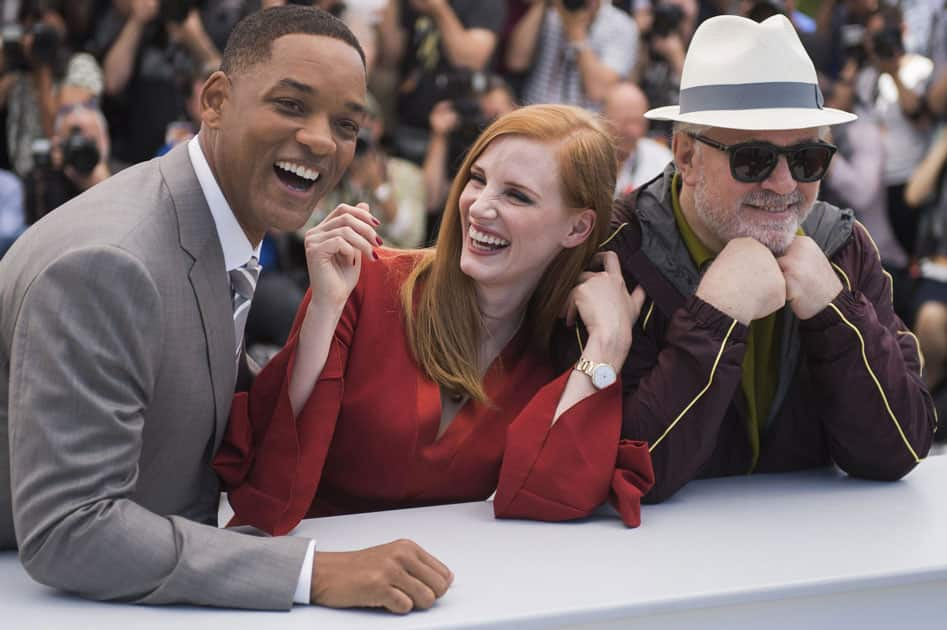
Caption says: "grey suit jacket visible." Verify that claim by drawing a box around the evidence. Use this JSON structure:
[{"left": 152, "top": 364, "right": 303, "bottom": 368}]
[{"left": 0, "top": 144, "right": 310, "bottom": 608}]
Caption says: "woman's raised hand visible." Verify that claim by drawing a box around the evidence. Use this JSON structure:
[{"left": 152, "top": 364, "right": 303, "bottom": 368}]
[
  {"left": 304, "top": 202, "right": 381, "bottom": 311},
  {"left": 565, "top": 251, "right": 646, "bottom": 367}
]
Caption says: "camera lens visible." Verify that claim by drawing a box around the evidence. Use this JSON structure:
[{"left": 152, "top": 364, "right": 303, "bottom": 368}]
[{"left": 63, "top": 130, "right": 100, "bottom": 176}]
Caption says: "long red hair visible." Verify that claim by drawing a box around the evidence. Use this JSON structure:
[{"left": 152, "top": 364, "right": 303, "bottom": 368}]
[{"left": 400, "top": 105, "right": 617, "bottom": 401}]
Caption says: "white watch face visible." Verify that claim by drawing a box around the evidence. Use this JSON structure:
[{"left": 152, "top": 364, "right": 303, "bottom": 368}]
[{"left": 591, "top": 364, "right": 617, "bottom": 389}]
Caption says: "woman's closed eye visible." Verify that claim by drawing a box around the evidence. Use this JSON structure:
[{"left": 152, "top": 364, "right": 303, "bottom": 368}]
[{"left": 506, "top": 188, "right": 533, "bottom": 204}]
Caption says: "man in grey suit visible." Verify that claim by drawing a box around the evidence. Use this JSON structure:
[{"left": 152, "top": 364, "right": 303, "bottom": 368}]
[{"left": 0, "top": 6, "right": 451, "bottom": 613}]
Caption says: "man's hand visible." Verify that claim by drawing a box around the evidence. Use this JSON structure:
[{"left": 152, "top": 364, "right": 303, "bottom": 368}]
[
  {"left": 311, "top": 539, "right": 454, "bottom": 614},
  {"left": 696, "top": 237, "right": 786, "bottom": 325},
  {"left": 777, "top": 235, "right": 843, "bottom": 320},
  {"left": 129, "top": 0, "right": 160, "bottom": 25},
  {"left": 429, "top": 101, "right": 459, "bottom": 138}
]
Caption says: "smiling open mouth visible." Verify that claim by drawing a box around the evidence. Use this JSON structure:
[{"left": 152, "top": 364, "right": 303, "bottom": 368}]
[
  {"left": 274, "top": 161, "right": 320, "bottom": 192},
  {"left": 468, "top": 225, "right": 510, "bottom": 251}
]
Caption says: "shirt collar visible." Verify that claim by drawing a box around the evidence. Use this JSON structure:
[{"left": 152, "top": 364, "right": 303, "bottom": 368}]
[{"left": 188, "top": 135, "right": 261, "bottom": 272}]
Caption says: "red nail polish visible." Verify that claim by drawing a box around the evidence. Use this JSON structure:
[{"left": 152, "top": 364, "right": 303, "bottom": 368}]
[
  {"left": 372, "top": 251, "right": 379, "bottom": 261},
  {"left": 371, "top": 217, "right": 381, "bottom": 226},
  {"left": 375, "top": 236, "right": 384, "bottom": 246}
]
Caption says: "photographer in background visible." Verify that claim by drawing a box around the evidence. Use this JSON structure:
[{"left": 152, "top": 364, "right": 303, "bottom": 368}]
[
  {"left": 903, "top": 126, "right": 947, "bottom": 443},
  {"left": 506, "top": 0, "right": 637, "bottom": 109},
  {"left": 91, "top": 0, "right": 220, "bottom": 164},
  {"left": 852, "top": 6, "right": 933, "bottom": 256},
  {"left": 421, "top": 72, "right": 515, "bottom": 243},
  {"left": 634, "top": 0, "right": 694, "bottom": 139},
  {"left": 0, "top": 1, "right": 69, "bottom": 176},
  {"left": 380, "top": 0, "right": 506, "bottom": 164},
  {"left": 23, "top": 101, "right": 115, "bottom": 224},
  {"left": 820, "top": 73, "right": 913, "bottom": 323}
]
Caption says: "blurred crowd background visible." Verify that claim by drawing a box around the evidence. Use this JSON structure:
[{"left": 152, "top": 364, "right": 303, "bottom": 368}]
[{"left": 2, "top": 0, "right": 947, "bottom": 409}]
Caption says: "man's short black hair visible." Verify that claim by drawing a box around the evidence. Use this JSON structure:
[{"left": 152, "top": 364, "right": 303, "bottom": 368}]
[{"left": 220, "top": 5, "right": 366, "bottom": 76}]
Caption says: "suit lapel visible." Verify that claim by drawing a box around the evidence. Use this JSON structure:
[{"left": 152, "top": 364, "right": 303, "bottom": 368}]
[{"left": 159, "top": 143, "right": 236, "bottom": 448}]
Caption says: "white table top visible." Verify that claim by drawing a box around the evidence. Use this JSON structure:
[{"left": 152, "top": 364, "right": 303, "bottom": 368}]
[{"left": 4, "top": 454, "right": 947, "bottom": 629}]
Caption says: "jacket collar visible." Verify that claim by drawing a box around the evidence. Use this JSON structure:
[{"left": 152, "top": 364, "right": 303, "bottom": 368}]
[{"left": 156, "top": 142, "right": 236, "bottom": 448}]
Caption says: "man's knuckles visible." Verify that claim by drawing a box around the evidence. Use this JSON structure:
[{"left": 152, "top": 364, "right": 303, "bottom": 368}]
[{"left": 387, "top": 538, "right": 421, "bottom": 557}]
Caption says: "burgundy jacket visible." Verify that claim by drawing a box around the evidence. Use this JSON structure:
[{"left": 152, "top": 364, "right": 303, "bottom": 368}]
[{"left": 562, "top": 167, "right": 937, "bottom": 503}]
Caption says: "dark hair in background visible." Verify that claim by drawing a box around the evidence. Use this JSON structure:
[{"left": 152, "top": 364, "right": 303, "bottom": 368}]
[
  {"left": 220, "top": 5, "right": 366, "bottom": 77},
  {"left": 747, "top": 2, "right": 784, "bottom": 23}
]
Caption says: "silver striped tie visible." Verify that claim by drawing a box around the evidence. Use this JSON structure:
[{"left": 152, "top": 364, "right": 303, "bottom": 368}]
[{"left": 230, "top": 257, "right": 260, "bottom": 361}]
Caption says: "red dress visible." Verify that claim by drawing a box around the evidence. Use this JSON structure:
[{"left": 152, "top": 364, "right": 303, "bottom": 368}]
[{"left": 214, "top": 250, "right": 654, "bottom": 535}]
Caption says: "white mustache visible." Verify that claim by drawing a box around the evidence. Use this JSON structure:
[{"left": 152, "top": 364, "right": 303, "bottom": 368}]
[{"left": 742, "top": 190, "right": 806, "bottom": 210}]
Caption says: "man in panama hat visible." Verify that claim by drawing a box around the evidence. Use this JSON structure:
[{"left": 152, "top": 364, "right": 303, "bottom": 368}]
[{"left": 585, "top": 14, "right": 936, "bottom": 502}]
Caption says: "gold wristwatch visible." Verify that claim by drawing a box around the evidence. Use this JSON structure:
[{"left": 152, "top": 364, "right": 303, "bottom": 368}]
[{"left": 575, "top": 358, "right": 617, "bottom": 390}]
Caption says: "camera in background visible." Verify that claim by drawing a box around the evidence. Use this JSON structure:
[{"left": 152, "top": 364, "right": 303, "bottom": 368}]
[
  {"left": 30, "top": 128, "right": 101, "bottom": 178},
  {"left": 62, "top": 127, "right": 101, "bottom": 177},
  {"left": 30, "top": 139, "right": 52, "bottom": 172},
  {"left": 434, "top": 69, "right": 492, "bottom": 148},
  {"left": 871, "top": 26, "right": 903, "bottom": 60},
  {"left": 0, "top": 22, "right": 61, "bottom": 72}
]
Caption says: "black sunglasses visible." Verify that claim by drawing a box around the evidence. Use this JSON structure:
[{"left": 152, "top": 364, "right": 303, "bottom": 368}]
[{"left": 689, "top": 134, "right": 837, "bottom": 183}]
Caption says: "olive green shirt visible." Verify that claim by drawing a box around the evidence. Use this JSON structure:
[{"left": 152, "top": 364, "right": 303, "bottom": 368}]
[{"left": 669, "top": 174, "right": 781, "bottom": 469}]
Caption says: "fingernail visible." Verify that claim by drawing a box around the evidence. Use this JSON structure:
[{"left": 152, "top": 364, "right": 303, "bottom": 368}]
[
  {"left": 371, "top": 217, "right": 381, "bottom": 226},
  {"left": 372, "top": 251, "right": 379, "bottom": 260},
  {"left": 375, "top": 236, "right": 384, "bottom": 246}
]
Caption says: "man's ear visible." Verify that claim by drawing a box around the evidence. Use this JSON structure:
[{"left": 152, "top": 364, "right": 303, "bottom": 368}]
[
  {"left": 200, "top": 71, "right": 230, "bottom": 128},
  {"left": 672, "top": 132, "right": 699, "bottom": 186},
  {"left": 562, "top": 208, "right": 597, "bottom": 248}
]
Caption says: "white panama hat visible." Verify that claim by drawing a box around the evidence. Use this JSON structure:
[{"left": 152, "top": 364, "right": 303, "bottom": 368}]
[{"left": 645, "top": 14, "right": 857, "bottom": 130}]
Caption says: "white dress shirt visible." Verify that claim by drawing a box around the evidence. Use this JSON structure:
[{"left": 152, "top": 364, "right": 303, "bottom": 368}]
[{"left": 187, "top": 136, "right": 316, "bottom": 605}]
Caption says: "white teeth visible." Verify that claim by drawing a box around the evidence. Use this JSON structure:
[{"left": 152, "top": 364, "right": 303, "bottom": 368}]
[
  {"left": 468, "top": 225, "right": 510, "bottom": 247},
  {"left": 275, "top": 161, "right": 320, "bottom": 182}
]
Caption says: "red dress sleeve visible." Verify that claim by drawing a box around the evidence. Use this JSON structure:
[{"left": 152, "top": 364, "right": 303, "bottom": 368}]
[
  {"left": 213, "top": 288, "right": 357, "bottom": 535},
  {"left": 493, "top": 371, "right": 655, "bottom": 527}
]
